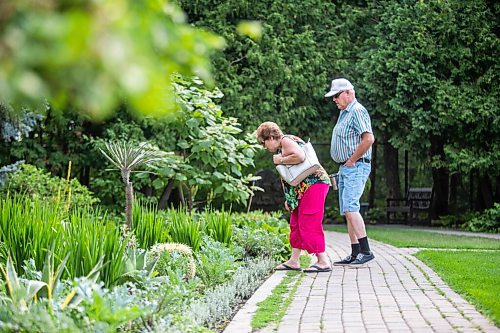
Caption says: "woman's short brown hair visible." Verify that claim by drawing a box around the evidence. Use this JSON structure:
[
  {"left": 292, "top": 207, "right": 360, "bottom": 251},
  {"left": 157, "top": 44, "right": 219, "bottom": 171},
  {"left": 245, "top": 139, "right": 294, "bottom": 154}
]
[{"left": 256, "top": 122, "right": 283, "bottom": 143}]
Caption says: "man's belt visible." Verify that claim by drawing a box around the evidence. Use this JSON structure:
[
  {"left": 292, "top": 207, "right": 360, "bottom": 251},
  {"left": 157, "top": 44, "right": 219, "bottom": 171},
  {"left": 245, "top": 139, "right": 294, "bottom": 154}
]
[{"left": 340, "top": 157, "right": 371, "bottom": 164}]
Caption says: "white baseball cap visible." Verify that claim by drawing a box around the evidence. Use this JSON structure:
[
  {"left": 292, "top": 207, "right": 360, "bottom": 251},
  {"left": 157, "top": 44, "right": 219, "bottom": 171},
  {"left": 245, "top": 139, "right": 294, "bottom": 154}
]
[{"left": 324, "top": 78, "right": 354, "bottom": 98}]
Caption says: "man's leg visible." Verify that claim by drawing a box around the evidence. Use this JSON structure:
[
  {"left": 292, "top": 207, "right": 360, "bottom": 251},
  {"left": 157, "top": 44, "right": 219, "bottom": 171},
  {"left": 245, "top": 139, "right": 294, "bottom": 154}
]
[
  {"left": 339, "top": 163, "right": 374, "bottom": 266},
  {"left": 346, "top": 211, "right": 366, "bottom": 239},
  {"left": 334, "top": 169, "right": 360, "bottom": 266},
  {"left": 346, "top": 211, "right": 373, "bottom": 261}
]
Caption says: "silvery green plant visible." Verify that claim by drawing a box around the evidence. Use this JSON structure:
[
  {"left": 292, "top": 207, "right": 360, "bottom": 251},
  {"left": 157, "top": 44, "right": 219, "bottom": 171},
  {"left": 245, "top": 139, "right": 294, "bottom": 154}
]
[
  {"left": 99, "top": 141, "right": 162, "bottom": 228},
  {"left": 186, "top": 257, "right": 275, "bottom": 329},
  {"left": 0, "top": 257, "right": 46, "bottom": 311}
]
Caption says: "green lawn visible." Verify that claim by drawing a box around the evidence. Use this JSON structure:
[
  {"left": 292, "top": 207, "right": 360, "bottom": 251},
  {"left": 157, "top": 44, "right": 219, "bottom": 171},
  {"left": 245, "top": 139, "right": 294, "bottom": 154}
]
[
  {"left": 324, "top": 224, "right": 500, "bottom": 249},
  {"left": 415, "top": 250, "right": 500, "bottom": 326}
]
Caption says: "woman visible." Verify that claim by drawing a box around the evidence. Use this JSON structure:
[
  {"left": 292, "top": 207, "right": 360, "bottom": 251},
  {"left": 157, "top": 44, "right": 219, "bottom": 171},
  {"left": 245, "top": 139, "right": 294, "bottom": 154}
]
[{"left": 256, "top": 121, "right": 332, "bottom": 273}]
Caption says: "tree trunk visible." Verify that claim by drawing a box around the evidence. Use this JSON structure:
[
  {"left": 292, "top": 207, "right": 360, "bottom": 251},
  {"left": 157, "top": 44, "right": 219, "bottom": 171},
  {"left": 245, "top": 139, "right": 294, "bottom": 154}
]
[
  {"left": 184, "top": 183, "right": 193, "bottom": 211},
  {"left": 125, "top": 181, "right": 134, "bottom": 229},
  {"left": 368, "top": 141, "right": 377, "bottom": 208},
  {"left": 449, "top": 173, "right": 458, "bottom": 216},
  {"left": 79, "top": 166, "right": 90, "bottom": 187},
  {"left": 158, "top": 179, "right": 175, "bottom": 210},
  {"left": 430, "top": 137, "right": 449, "bottom": 219},
  {"left": 141, "top": 185, "right": 153, "bottom": 197},
  {"left": 383, "top": 140, "right": 401, "bottom": 199},
  {"left": 477, "top": 174, "right": 494, "bottom": 210},
  {"left": 495, "top": 175, "right": 500, "bottom": 203}
]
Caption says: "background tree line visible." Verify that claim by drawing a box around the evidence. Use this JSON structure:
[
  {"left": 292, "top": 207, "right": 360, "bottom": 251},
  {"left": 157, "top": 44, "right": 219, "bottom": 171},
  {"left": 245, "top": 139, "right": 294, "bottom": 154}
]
[
  {"left": 178, "top": 0, "right": 499, "bottom": 219},
  {"left": 1, "top": 0, "right": 498, "bottom": 224}
]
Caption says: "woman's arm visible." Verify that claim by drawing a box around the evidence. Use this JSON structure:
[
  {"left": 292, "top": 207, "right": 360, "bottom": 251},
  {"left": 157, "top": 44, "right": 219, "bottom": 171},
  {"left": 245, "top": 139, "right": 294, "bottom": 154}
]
[{"left": 272, "top": 136, "right": 305, "bottom": 165}]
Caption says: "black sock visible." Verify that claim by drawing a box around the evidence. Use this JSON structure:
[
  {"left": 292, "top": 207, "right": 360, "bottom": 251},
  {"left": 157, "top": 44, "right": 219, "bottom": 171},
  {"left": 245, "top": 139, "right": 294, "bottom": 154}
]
[
  {"left": 351, "top": 243, "right": 360, "bottom": 257},
  {"left": 358, "top": 237, "right": 371, "bottom": 254}
]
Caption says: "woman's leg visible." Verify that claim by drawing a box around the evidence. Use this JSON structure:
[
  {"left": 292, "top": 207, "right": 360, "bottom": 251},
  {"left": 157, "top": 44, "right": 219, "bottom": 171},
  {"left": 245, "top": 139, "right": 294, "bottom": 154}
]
[
  {"left": 277, "top": 204, "right": 302, "bottom": 269},
  {"left": 297, "top": 183, "right": 330, "bottom": 268}
]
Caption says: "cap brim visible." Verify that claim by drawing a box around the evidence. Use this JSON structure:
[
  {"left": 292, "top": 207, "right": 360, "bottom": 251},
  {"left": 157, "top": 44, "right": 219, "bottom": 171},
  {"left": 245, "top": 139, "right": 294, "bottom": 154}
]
[{"left": 324, "top": 90, "right": 340, "bottom": 98}]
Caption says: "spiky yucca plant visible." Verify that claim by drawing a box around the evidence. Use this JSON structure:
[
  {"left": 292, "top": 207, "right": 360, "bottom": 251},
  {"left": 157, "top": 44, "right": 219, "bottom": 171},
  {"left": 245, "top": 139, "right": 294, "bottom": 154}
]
[{"left": 99, "top": 141, "right": 160, "bottom": 228}]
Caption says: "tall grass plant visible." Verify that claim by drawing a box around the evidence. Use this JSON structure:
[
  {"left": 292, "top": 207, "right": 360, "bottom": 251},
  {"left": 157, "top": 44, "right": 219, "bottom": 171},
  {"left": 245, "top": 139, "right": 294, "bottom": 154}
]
[
  {"left": 165, "top": 209, "right": 203, "bottom": 252},
  {"left": 0, "top": 195, "right": 128, "bottom": 286},
  {"left": 132, "top": 200, "right": 170, "bottom": 249}
]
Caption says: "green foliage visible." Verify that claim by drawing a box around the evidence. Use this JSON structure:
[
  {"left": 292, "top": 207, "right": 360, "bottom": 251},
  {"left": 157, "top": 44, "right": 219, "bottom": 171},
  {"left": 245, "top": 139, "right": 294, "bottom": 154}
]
[
  {"left": 354, "top": 0, "right": 499, "bottom": 176},
  {"left": 0, "top": 301, "right": 83, "bottom": 332},
  {"left": 162, "top": 76, "right": 261, "bottom": 206},
  {"left": 231, "top": 211, "right": 291, "bottom": 260},
  {"left": 0, "top": 257, "right": 46, "bottom": 311},
  {"left": 0, "top": 0, "right": 224, "bottom": 119},
  {"left": 462, "top": 203, "right": 500, "bottom": 233},
  {"left": 99, "top": 141, "right": 161, "bottom": 184},
  {"left": 153, "top": 250, "right": 193, "bottom": 282},
  {"left": 0, "top": 209, "right": 289, "bottom": 332},
  {"left": 87, "top": 76, "right": 261, "bottom": 210},
  {"left": 81, "top": 291, "right": 144, "bottom": 332},
  {"left": 178, "top": 0, "right": 340, "bottom": 136},
  {"left": 116, "top": 248, "right": 158, "bottom": 285},
  {"left": 0, "top": 270, "right": 144, "bottom": 332},
  {"left": 3, "top": 163, "right": 99, "bottom": 208},
  {"left": 38, "top": 247, "right": 70, "bottom": 300}
]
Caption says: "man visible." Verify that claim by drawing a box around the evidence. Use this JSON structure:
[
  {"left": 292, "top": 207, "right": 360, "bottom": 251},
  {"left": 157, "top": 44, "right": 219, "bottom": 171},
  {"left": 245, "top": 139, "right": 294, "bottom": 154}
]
[{"left": 325, "top": 78, "right": 375, "bottom": 267}]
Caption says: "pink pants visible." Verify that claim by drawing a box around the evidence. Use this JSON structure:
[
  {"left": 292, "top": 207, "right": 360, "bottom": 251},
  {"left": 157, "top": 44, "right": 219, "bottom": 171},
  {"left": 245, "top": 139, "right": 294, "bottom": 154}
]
[{"left": 289, "top": 183, "right": 329, "bottom": 254}]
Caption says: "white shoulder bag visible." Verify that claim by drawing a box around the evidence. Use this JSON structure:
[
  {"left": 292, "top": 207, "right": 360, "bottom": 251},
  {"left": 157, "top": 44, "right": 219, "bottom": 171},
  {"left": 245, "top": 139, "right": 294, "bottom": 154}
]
[{"left": 276, "top": 140, "right": 321, "bottom": 186}]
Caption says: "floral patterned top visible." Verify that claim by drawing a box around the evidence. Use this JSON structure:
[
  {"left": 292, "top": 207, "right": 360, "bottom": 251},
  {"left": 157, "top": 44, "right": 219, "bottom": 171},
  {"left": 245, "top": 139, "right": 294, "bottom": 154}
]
[{"left": 279, "top": 136, "right": 331, "bottom": 211}]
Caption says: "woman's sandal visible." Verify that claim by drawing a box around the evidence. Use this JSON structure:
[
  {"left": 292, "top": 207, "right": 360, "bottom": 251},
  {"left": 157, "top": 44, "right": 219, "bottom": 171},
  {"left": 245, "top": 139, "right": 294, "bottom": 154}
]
[
  {"left": 303, "top": 265, "right": 332, "bottom": 273},
  {"left": 275, "top": 263, "right": 302, "bottom": 271}
]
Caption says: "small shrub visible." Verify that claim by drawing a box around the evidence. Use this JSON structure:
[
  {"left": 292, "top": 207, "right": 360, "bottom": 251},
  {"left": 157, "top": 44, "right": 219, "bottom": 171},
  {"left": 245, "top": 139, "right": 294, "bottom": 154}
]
[
  {"left": 4, "top": 163, "right": 99, "bottom": 208},
  {"left": 365, "top": 207, "right": 385, "bottom": 224},
  {"left": 233, "top": 226, "right": 288, "bottom": 261},
  {"left": 149, "top": 243, "right": 196, "bottom": 280},
  {"left": 196, "top": 236, "right": 240, "bottom": 289},
  {"left": 462, "top": 203, "right": 500, "bottom": 233}
]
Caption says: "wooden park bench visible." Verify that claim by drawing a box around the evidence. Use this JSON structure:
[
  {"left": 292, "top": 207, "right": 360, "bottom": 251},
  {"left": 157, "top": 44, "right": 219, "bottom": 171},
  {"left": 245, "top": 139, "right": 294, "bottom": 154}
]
[{"left": 386, "top": 187, "right": 433, "bottom": 224}]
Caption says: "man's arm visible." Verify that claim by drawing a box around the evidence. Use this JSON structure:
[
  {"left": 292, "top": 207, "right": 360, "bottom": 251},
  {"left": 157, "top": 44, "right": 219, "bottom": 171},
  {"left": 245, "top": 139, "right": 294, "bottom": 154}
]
[{"left": 344, "top": 132, "right": 375, "bottom": 167}]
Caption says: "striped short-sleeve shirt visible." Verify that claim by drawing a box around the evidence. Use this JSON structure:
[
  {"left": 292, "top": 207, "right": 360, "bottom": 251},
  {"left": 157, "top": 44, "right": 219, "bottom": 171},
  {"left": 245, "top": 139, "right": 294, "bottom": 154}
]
[{"left": 330, "top": 99, "right": 373, "bottom": 163}]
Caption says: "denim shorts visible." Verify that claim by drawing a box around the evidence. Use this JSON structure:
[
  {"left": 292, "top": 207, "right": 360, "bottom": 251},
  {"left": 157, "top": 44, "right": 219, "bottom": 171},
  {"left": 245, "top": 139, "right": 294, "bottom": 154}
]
[{"left": 338, "top": 161, "right": 371, "bottom": 214}]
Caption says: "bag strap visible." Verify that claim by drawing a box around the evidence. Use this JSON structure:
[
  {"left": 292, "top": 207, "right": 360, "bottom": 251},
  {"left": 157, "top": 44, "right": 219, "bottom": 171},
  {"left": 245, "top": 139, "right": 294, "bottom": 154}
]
[{"left": 283, "top": 134, "right": 305, "bottom": 145}]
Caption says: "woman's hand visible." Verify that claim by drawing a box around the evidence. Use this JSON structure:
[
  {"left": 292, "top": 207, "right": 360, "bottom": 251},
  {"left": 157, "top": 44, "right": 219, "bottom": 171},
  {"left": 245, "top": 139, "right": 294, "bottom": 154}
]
[
  {"left": 273, "top": 154, "right": 283, "bottom": 165},
  {"left": 284, "top": 201, "right": 290, "bottom": 212}
]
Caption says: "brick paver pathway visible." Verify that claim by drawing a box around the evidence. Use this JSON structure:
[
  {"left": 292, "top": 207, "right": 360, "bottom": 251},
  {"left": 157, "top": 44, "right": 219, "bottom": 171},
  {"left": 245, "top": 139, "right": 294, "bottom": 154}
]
[{"left": 225, "top": 231, "right": 499, "bottom": 333}]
